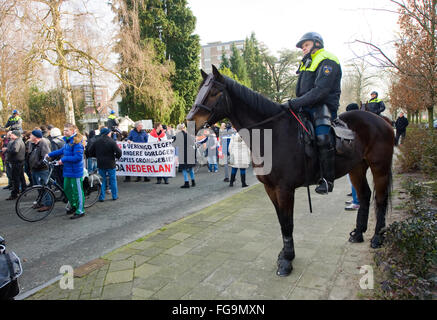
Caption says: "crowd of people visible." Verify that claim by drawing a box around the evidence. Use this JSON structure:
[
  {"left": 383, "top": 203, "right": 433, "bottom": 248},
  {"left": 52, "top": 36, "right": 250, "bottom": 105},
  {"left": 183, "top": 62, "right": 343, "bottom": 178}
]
[{"left": 0, "top": 111, "right": 253, "bottom": 220}]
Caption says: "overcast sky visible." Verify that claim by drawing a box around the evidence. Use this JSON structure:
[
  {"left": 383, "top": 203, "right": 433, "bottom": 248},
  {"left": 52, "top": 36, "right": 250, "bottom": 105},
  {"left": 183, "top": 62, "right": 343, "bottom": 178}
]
[{"left": 187, "top": 0, "right": 400, "bottom": 64}]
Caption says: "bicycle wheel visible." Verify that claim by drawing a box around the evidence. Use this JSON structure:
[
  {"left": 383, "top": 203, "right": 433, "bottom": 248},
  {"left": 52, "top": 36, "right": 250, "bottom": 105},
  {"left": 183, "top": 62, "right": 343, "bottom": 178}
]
[
  {"left": 83, "top": 174, "right": 101, "bottom": 208},
  {"left": 16, "top": 186, "right": 56, "bottom": 222}
]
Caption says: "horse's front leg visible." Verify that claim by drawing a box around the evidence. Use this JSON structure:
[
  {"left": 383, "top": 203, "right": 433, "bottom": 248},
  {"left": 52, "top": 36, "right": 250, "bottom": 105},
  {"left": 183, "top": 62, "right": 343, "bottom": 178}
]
[{"left": 265, "top": 185, "right": 295, "bottom": 276}]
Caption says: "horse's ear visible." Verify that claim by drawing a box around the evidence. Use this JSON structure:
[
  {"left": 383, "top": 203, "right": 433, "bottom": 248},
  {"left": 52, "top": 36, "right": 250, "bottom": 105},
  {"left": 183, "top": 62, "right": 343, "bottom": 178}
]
[
  {"left": 201, "top": 69, "right": 208, "bottom": 80},
  {"left": 212, "top": 65, "right": 224, "bottom": 82}
]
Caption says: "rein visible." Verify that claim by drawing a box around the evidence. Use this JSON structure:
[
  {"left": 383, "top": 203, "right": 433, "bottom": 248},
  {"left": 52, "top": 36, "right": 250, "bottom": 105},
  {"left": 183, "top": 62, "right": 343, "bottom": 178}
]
[{"left": 244, "top": 110, "right": 286, "bottom": 130}]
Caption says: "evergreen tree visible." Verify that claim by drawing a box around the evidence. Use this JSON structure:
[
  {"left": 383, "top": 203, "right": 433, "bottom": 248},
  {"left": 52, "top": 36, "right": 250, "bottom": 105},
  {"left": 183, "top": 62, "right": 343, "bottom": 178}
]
[
  {"left": 243, "top": 33, "right": 272, "bottom": 97},
  {"left": 229, "top": 43, "right": 250, "bottom": 86},
  {"left": 135, "top": 0, "right": 200, "bottom": 119},
  {"left": 220, "top": 52, "right": 230, "bottom": 70},
  {"left": 115, "top": 0, "right": 200, "bottom": 123}
]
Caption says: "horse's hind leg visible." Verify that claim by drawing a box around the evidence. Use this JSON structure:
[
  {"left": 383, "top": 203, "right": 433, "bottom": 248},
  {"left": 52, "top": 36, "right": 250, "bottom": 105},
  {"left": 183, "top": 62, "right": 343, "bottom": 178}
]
[
  {"left": 348, "top": 161, "right": 372, "bottom": 243},
  {"left": 264, "top": 184, "right": 295, "bottom": 277},
  {"left": 368, "top": 163, "right": 392, "bottom": 248}
]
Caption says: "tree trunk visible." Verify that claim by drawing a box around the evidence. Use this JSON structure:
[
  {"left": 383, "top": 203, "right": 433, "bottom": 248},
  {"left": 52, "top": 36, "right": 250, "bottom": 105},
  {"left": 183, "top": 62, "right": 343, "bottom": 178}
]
[
  {"left": 427, "top": 106, "right": 434, "bottom": 129},
  {"left": 59, "top": 66, "right": 75, "bottom": 125},
  {"left": 52, "top": 0, "right": 75, "bottom": 125}
]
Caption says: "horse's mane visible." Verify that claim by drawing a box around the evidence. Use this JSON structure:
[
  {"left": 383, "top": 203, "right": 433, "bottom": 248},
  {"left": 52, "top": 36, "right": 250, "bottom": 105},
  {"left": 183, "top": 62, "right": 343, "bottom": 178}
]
[{"left": 223, "top": 76, "right": 282, "bottom": 117}]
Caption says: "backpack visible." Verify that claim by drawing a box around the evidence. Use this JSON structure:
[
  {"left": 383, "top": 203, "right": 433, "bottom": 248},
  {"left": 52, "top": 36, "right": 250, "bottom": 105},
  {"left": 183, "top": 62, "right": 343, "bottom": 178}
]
[{"left": 0, "top": 237, "right": 22, "bottom": 300}]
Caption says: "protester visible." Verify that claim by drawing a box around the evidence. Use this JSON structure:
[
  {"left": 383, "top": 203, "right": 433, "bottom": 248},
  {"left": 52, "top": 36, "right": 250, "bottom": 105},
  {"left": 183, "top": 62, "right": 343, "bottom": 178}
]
[
  {"left": 228, "top": 133, "right": 250, "bottom": 187},
  {"left": 175, "top": 124, "right": 196, "bottom": 188},
  {"left": 28, "top": 129, "right": 52, "bottom": 211},
  {"left": 149, "top": 122, "right": 169, "bottom": 184},
  {"left": 85, "top": 130, "right": 98, "bottom": 173},
  {"left": 395, "top": 112, "right": 409, "bottom": 146},
  {"left": 2, "top": 130, "right": 26, "bottom": 200},
  {"left": 23, "top": 131, "right": 33, "bottom": 187},
  {"left": 126, "top": 121, "right": 149, "bottom": 182},
  {"left": 40, "top": 125, "right": 50, "bottom": 139},
  {"left": 49, "top": 127, "right": 65, "bottom": 187},
  {"left": 1, "top": 132, "right": 13, "bottom": 190},
  {"left": 219, "top": 122, "right": 236, "bottom": 182},
  {"left": 47, "top": 123, "right": 86, "bottom": 219},
  {"left": 121, "top": 131, "right": 128, "bottom": 141},
  {"left": 88, "top": 127, "right": 122, "bottom": 202},
  {"left": 206, "top": 128, "right": 218, "bottom": 173}
]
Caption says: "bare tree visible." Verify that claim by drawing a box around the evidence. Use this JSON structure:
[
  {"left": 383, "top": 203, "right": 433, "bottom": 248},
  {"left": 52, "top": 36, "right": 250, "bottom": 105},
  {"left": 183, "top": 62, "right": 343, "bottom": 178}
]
[
  {"left": 262, "top": 49, "right": 301, "bottom": 103},
  {"left": 19, "top": 0, "right": 121, "bottom": 125},
  {"left": 354, "top": 0, "right": 436, "bottom": 127},
  {"left": 340, "top": 58, "right": 379, "bottom": 109}
]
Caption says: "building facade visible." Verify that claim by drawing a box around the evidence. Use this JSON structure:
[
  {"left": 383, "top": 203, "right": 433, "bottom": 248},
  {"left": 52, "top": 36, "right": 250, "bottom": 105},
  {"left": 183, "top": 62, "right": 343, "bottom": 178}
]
[
  {"left": 201, "top": 40, "right": 245, "bottom": 73},
  {"left": 73, "top": 84, "right": 116, "bottom": 132}
]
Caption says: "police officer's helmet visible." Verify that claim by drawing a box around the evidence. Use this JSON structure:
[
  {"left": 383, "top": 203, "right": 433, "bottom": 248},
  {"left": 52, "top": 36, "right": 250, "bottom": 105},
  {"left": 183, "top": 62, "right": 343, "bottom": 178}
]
[
  {"left": 110, "top": 110, "right": 115, "bottom": 114},
  {"left": 12, "top": 109, "right": 19, "bottom": 114},
  {"left": 296, "top": 32, "right": 324, "bottom": 49},
  {"left": 370, "top": 91, "right": 378, "bottom": 97}
]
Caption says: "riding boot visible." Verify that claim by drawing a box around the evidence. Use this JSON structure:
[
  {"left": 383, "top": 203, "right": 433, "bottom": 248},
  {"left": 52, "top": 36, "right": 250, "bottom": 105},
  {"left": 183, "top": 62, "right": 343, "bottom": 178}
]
[
  {"left": 315, "top": 134, "right": 335, "bottom": 195},
  {"left": 240, "top": 172, "right": 248, "bottom": 188},
  {"left": 229, "top": 172, "right": 236, "bottom": 187},
  {"left": 191, "top": 179, "right": 196, "bottom": 187}
]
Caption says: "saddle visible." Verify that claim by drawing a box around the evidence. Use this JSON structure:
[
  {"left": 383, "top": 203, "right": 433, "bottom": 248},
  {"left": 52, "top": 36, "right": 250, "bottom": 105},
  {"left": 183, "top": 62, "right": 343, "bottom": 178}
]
[{"left": 299, "top": 114, "right": 355, "bottom": 158}]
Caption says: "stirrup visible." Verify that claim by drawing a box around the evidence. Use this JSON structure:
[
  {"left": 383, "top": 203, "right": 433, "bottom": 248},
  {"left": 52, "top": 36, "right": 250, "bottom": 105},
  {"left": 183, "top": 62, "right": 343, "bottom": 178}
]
[{"left": 315, "top": 178, "right": 332, "bottom": 194}]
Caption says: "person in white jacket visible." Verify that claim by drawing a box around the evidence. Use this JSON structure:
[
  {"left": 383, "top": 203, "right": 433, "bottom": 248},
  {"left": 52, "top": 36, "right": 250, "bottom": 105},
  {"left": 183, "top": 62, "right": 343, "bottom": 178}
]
[{"left": 228, "top": 133, "right": 251, "bottom": 187}]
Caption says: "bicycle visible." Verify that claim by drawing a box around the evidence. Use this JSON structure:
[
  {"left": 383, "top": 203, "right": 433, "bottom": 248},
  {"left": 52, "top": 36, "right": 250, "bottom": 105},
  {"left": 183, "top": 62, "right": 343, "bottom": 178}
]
[{"left": 15, "top": 160, "right": 102, "bottom": 222}]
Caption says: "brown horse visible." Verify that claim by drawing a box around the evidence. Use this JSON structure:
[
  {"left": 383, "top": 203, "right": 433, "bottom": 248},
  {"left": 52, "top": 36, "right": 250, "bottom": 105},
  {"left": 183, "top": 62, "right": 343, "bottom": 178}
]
[{"left": 187, "top": 66, "right": 394, "bottom": 276}]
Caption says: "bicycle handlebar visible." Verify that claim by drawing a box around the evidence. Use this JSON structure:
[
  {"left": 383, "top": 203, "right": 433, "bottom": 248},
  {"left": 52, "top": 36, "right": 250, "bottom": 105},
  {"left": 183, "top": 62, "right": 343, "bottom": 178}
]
[{"left": 43, "top": 158, "right": 61, "bottom": 166}]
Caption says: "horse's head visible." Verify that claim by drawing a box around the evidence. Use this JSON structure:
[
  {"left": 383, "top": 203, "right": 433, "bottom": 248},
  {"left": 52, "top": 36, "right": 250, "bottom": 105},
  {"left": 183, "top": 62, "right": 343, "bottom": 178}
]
[{"left": 186, "top": 65, "right": 231, "bottom": 134}]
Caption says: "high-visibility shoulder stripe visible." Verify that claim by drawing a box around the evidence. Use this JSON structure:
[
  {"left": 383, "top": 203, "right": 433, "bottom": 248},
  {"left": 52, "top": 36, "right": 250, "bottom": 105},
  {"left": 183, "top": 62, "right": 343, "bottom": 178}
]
[
  {"left": 369, "top": 98, "right": 382, "bottom": 103},
  {"left": 299, "top": 49, "right": 340, "bottom": 72}
]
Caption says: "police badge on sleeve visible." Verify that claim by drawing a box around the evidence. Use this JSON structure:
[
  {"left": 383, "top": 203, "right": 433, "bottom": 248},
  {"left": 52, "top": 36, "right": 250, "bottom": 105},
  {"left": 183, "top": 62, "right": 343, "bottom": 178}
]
[{"left": 322, "top": 65, "right": 332, "bottom": 76}]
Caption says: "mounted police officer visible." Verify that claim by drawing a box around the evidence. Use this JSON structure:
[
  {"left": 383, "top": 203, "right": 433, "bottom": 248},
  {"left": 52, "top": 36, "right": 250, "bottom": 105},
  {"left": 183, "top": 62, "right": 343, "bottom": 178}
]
[
  {"left": 282, "top": 32, "right": 342, "bottom": 194},
  {"left": 366, "top": 91, "right": 385, "bottom": 116},
  {"left": 5, "top": 110, "right": 23, "bottom": 132}
]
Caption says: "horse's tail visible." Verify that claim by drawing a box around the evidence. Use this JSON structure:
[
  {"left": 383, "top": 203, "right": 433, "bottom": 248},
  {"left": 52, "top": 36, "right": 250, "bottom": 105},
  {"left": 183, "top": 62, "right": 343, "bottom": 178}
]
[{"left": 372, "top": 159, "right": 394, "bottom": 215}]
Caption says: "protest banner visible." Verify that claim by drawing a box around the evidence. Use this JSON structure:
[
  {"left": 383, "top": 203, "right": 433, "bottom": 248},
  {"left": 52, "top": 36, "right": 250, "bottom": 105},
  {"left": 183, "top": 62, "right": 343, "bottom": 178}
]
[{"left": 115, "top": 141, "right": 176, "bottom": 177}]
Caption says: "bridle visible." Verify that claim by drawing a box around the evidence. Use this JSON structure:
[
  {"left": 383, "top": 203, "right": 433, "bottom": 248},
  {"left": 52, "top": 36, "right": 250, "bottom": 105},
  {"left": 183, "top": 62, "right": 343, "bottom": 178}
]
[
  {"left": 190, "top": 74, "right": 307, "bottom": 132},
  {"left": 190, "top": 74, "right": 231, "bottom": 129}
]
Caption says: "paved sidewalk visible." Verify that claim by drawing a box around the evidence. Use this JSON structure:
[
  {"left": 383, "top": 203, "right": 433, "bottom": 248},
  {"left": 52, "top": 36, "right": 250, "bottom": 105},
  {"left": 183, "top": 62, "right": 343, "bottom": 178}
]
[{"left": 24, "top": 176, "right": 376, "bottom": 300}]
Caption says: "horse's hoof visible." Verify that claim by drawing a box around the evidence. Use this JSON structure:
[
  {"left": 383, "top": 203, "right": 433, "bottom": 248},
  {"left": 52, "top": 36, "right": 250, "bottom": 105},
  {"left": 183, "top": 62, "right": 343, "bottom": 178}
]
[
  {"left": 276, "top": 258, "right": 293, "bottom": 277},
  {"left": 370, "top": 235, "right": 384, "bottom": 248},
  {"left": 348, "top": 229, "right": 364, "bottom": 243}
]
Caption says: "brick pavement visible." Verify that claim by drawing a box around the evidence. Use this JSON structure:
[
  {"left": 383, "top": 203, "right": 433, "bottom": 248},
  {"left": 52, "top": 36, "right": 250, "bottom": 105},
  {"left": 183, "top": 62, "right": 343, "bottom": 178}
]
[{"left": 24, "top": 176, "right": 377, "bottom": 300}]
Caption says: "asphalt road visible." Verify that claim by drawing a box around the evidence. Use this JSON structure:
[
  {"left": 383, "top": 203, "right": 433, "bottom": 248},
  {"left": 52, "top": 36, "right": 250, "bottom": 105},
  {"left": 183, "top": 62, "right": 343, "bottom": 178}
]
[{"left": 0, "top": 165, "right": 260, "bottom": 294}]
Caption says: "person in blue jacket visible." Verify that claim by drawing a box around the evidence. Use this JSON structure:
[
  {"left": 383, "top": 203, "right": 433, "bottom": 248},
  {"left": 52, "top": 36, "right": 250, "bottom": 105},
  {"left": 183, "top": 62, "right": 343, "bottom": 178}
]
[
  {"left": 47, "top": 123, "right": 86, "bottom": 220},
  {"left": 125, "top": 121, "right": 150, "bottom": 182}
]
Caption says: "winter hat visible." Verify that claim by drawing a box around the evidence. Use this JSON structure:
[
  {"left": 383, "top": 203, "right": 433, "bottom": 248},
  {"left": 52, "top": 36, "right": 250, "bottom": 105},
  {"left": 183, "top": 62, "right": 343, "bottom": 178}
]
[
  {"left": 50, "top": 127, "right": 62, "bottom": 138},
  {"left": 100, "top": 127, "right": 110, "bottom": 136},
  {"left": 31, "top": 129, "right": 43, "bottom": 138}
]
